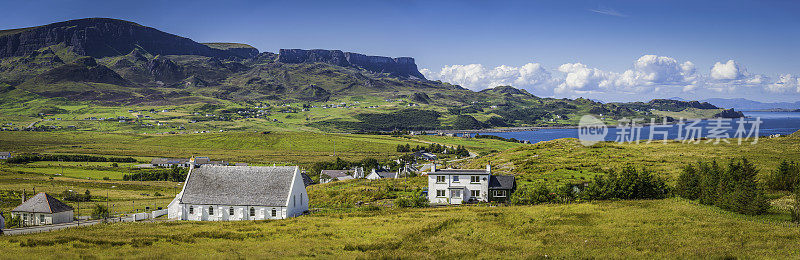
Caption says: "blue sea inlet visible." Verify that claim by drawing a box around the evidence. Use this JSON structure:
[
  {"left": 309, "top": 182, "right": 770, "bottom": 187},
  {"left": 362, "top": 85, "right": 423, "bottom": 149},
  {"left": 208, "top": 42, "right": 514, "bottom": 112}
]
[{"left": 479, "top": 112, "right": 800, "bottom": 144}]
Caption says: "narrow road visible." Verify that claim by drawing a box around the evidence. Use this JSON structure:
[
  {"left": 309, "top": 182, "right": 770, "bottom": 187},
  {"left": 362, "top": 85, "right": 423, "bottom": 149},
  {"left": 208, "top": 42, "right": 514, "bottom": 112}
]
[{"left": 27, "top": 120, "right": 41, "bottom": 128}]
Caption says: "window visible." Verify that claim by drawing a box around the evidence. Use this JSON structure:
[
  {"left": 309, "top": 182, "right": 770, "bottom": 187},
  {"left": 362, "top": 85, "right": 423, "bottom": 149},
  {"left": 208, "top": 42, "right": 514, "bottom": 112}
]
[
  {"left": 494, "top": 190, "right": 507, "bottom": 197},
  {"left": 40, "top": 214, "right": 45, "bottom": 223},
  {"left": 470, "top": 190, "right": 480, "bottom": 197},
  {"left": 271, "top": 208, "right": 277, "bottom": 217},
  {"left": 436, "top": 190, "right": 446, "bottom": 197},
  {"left": 229, "top": 207, "right": 234, "bottom": 216},
  {"left": 189, "top": 206, "right": 194, "bottom": 214},
  {"left": 209, "top": 206, "right": 214, "bottom": 215},
  {"left": 451, "top": 189, "right": 462, "bottom": 198},
  {"left": 452, "top": 176, "right": 460, "bottom": 182},
  {"left": 436, "top": 176, "right": 445, "bottom": 183},
  {"left": 250, "top": 207, "right": 255, "bottom": 217},
  {"left": 470, "top": 176, "right": 480, "bottom": 183}
]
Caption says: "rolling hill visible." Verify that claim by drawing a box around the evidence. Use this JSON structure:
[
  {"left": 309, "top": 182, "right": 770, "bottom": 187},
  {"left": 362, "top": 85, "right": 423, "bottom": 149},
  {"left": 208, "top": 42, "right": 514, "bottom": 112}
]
[{"left": 0, "top": 18, "right": 738, "bottom": 132}]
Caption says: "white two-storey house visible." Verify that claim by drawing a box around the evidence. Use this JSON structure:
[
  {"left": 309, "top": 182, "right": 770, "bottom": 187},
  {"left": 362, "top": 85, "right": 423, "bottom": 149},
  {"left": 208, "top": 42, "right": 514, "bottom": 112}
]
[{"left": 428, "top": 164, "right": 492, "bottom": 204}]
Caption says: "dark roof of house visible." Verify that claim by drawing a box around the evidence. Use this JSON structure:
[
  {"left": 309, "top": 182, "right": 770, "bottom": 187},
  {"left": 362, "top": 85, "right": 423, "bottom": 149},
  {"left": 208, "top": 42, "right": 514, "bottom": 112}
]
[
  {"left": 180, "top": 166, "right": 298, "bottom": 206},
  {"left": 151, "top": 158, "right": 188, "bottom": 164},
  {"left": 12, "top": 193, "right": 74, "bottom": 213},
  {"left": 489, "top": 175, "right": 516, "bottom": 190},
  {"left": 301, "top": 172, "right": 313, "bottom": 186},
  {"left": 430, "top": 169, "right": 490, "bottom": 175},
  {"left": 373, "top": 171, "right": 397, "bottom": 179},
  {"left": 321, "top": 170, "right": 351, "bottom": 179}
]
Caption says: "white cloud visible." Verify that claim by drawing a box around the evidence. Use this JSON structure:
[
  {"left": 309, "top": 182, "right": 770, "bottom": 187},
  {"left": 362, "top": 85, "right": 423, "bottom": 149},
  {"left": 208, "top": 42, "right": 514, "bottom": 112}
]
[
  {"left": 766, "top": 74, "right": 800, "bottom": 93},
  {"left": 421, "top": 63, "right": 553, "bottom": 92},
  {"left": 710, "top": 60, "right": 744, "bottom": 80},
  {"left": 422, "top": 56, "right": 800, "bottom": 101}
]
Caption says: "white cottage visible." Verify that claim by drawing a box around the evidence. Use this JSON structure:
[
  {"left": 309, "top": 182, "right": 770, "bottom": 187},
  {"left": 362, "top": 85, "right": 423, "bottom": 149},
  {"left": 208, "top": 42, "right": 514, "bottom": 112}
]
[
  {"left": 428, "top": 165, "right": 492, "bottom": 204},
  {"left": 365, "top": 169, "right": 398, "bottom": 180},
  {"left": 11, "top": 193, "right": 74, "bottom": 226},
  {"left": 168, "top": 165, "right": 308, "bottom": 221}
]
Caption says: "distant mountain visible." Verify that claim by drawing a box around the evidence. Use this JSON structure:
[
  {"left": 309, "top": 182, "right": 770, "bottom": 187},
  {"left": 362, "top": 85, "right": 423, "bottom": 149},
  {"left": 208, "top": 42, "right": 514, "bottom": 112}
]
[{"left": 701, "top": 98, "right": 800, "bottom": 111}]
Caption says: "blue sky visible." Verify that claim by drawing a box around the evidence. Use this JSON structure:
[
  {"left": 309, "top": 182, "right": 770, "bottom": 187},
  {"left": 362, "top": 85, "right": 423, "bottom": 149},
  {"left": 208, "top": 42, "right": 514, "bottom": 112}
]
[{"left": 1, "top": 0, "right": 799, "bottom": 102}]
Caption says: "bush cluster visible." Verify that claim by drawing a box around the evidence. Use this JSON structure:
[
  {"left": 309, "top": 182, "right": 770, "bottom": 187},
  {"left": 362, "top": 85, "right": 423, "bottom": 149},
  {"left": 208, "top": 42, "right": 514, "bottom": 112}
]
[
  {"left": 61, "top": 189, "right": 91, "bottom": 202},
  {"left": 7, "top": 154, "right": 136, "bottom": 164},
  {"left": 581, "top": 167, "right": 669, "bottom": 200},
  {"left": 766, "top": 160, "right": 800, "bottom": 191},
  {"left": 675, "top": 159, "right": 769, "bottom": 215},
  {"left": 123, "top": 167, "right": 188, "bottom": 182},
  {"left": 394, "top": 196, "right": 428, "bottom": 208}
]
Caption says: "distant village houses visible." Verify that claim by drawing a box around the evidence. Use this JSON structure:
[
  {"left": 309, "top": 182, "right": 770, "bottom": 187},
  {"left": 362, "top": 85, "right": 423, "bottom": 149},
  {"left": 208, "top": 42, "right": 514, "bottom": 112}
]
[
  {"left": 151, "top": 156, "right": 228, "bottom": 167},
  {"left": 0, "top": 152, "right": 11, "bottom": 160}
]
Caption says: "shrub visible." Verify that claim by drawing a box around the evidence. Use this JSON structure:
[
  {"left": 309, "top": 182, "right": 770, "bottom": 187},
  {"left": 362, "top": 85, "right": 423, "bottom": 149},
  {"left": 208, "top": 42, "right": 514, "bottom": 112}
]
[
  {"left": 676, "top": 158, "right": 769, "bottom": 215},
  {"left": 509, "top": 183, "right": 555, "bottom": 205},
  {"left": 581, "top": 167, "right": 669, "bottom": 200},
  {"left": 395, "top": 196, "right": 428, "bottom": 208},
  {"left": 92, "top": 204, "right": 109, "bottom": 219},
  {"left": 767, "top": 161, "right": 799, "bottom": 191}
]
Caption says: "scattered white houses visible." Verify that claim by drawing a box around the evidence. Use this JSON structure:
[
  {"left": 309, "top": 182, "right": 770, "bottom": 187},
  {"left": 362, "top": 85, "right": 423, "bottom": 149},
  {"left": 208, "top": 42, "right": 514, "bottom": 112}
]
[
  {"left": 427, "top": 164, "right": 516, "bottom": 204},
  {"left": 151, "top": 158, "right": 190, "bottom": 167},
  {"left": 0, "top": 152, "right": 11, "bottom": 160},
  {"left": 168, "top": 165, "right": 308, "bottom": 221},
  {"left": 420, "top": 152, "right": 437, "bottom": 161},
  {"left": 151, "top": 156, "right": 228, "bottom": 167},
  {"left": 366, "top": 169, "right": 398, "bottom": 180},
  {"left": 11, "top": 193, "right": 74, "bottom": 226}
]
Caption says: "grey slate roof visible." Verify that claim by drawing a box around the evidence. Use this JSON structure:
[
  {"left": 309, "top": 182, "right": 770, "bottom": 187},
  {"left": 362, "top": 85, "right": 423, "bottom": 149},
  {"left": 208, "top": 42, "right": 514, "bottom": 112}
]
[
  {"left": 489, "top": 175, "right": 516, "bottom": 190},
  {"left": 375, "top": 171, "right": 397, "bottom": 179},
  {"left": 431, "top": 169, "right": 490, "bottom": 175},
  {"left": 321, "top": 170, "right": 351, "bottom": 179},
  {"left": 12, "top": 193, "right": 74, "bottom": 213},
  {"left": 180, "top": 166, "right": 297, "bottom": 207}
]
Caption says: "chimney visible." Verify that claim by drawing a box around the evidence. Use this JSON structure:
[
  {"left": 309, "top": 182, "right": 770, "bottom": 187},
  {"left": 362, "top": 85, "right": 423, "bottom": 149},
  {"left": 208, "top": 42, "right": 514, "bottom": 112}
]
[
  {"left": 486, "top": 164, "right": 491, "bottom": 174},
  {"left": 431, "top": 163, "right": 436, "bottom": 173}
]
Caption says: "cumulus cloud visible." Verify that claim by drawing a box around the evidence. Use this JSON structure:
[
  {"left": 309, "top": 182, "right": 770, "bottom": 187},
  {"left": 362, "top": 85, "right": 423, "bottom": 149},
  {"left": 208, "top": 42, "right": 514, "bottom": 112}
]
[
  {"left": 710, "top": 60, "right": 744, "bottom": 80},
  {"left": 422, "top": 55, "right": 799, "bottom": 101},
  {"left": 421, "top": 63, "right": 553, "bottom": 92},
  {"left": 766, "top": 74, "right": 800, "bottom": 93}
]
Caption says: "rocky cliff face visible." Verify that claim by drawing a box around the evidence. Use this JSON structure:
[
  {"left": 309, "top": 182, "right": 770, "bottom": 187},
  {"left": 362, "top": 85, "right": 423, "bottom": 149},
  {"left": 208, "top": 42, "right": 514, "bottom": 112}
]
[
  {"left": 0, "top": 18, "right": 235, "bottom": 59},
  {"left": 278, "top": 49, "right": 425, "bottom": 79}
]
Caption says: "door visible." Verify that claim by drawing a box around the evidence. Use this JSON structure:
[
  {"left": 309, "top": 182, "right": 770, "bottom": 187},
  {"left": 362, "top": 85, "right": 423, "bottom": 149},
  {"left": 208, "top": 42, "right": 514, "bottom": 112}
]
[{"left": 450, "top": 189, "right": 463, "bottom": 204}]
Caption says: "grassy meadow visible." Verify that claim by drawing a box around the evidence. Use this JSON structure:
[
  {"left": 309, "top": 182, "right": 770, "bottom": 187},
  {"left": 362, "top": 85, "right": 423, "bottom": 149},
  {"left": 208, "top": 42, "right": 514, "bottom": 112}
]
[{"left": 1, "top": 199, "right": 799, "bottom": 258}]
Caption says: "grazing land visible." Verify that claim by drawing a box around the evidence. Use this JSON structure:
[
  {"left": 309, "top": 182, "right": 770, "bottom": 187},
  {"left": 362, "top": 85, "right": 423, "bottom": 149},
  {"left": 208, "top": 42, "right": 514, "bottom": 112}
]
[{"left": 1, "top": 199, "right": 799, "bottom": 259}]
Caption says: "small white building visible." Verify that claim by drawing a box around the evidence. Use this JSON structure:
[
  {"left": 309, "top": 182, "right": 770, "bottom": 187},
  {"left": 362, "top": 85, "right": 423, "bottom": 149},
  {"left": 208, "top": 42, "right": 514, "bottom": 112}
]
[
  {"left": 428, "top": 165, "right": 491, "bottom": 204},
  {"left": 168, "top": 165, "right": 308, "bottom": 221},
  {"left": 11, "top": 193, "right": 74, "bottom": 226},
  {"left": 0, "top": 152, "right": 11, "bottom": 160}
]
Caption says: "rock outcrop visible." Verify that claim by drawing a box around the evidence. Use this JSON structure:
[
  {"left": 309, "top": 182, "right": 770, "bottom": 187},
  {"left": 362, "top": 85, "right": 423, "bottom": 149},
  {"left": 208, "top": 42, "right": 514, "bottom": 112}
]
[
  {"left": 714, "top": 108, "right": 745, "bottom": 118},
  {"left": 0, "top": 18, "right": 234, "bottom": 59},
  {"left": 203, "top": 43, "right": 260, "bottom": 59},
  {"left": 278, "top": 49, "right": 425, "bottom": 79}
]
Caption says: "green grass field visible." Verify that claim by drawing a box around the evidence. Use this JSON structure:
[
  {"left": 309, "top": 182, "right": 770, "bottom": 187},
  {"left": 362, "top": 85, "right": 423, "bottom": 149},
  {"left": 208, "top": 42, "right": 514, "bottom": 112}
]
[{"left": 1, "top": 199, "right": 799, "bottom": 258}]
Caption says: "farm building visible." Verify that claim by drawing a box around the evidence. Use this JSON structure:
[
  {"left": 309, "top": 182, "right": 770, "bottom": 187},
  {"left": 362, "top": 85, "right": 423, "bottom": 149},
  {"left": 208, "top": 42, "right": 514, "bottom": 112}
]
[
  {"left": 0, "top": 152, "right": 11, "bottom": 160},
  {"left": 168, "top": 165, "right": 308, "bottom": 221},
  {"left": 319, "top": 167, "right": 363, "bottom": 183},
  {"left": 11, "top": 193, "right": 74, "bottom": 226}
]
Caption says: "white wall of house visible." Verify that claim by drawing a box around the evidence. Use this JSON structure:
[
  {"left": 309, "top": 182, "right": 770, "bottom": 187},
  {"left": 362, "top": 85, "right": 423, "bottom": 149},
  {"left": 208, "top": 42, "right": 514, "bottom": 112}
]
[
  {"left": 180, "top": 204, "right": 288, "bottom": 221},
  {"left": 286, "top": 168, "right": 309, "bottom": 217},
  {"left": 428, "top": 174, "right": 488, "bottom": 204},
  {"left": 12, "top": 211, "right": 73, "bottom": 226}
]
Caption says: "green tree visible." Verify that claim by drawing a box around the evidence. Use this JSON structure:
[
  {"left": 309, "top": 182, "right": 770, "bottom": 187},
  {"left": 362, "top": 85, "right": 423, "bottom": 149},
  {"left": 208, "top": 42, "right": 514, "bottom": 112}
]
[{"left": 92, "top": 204, "right": 110, "bottom": 219}]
